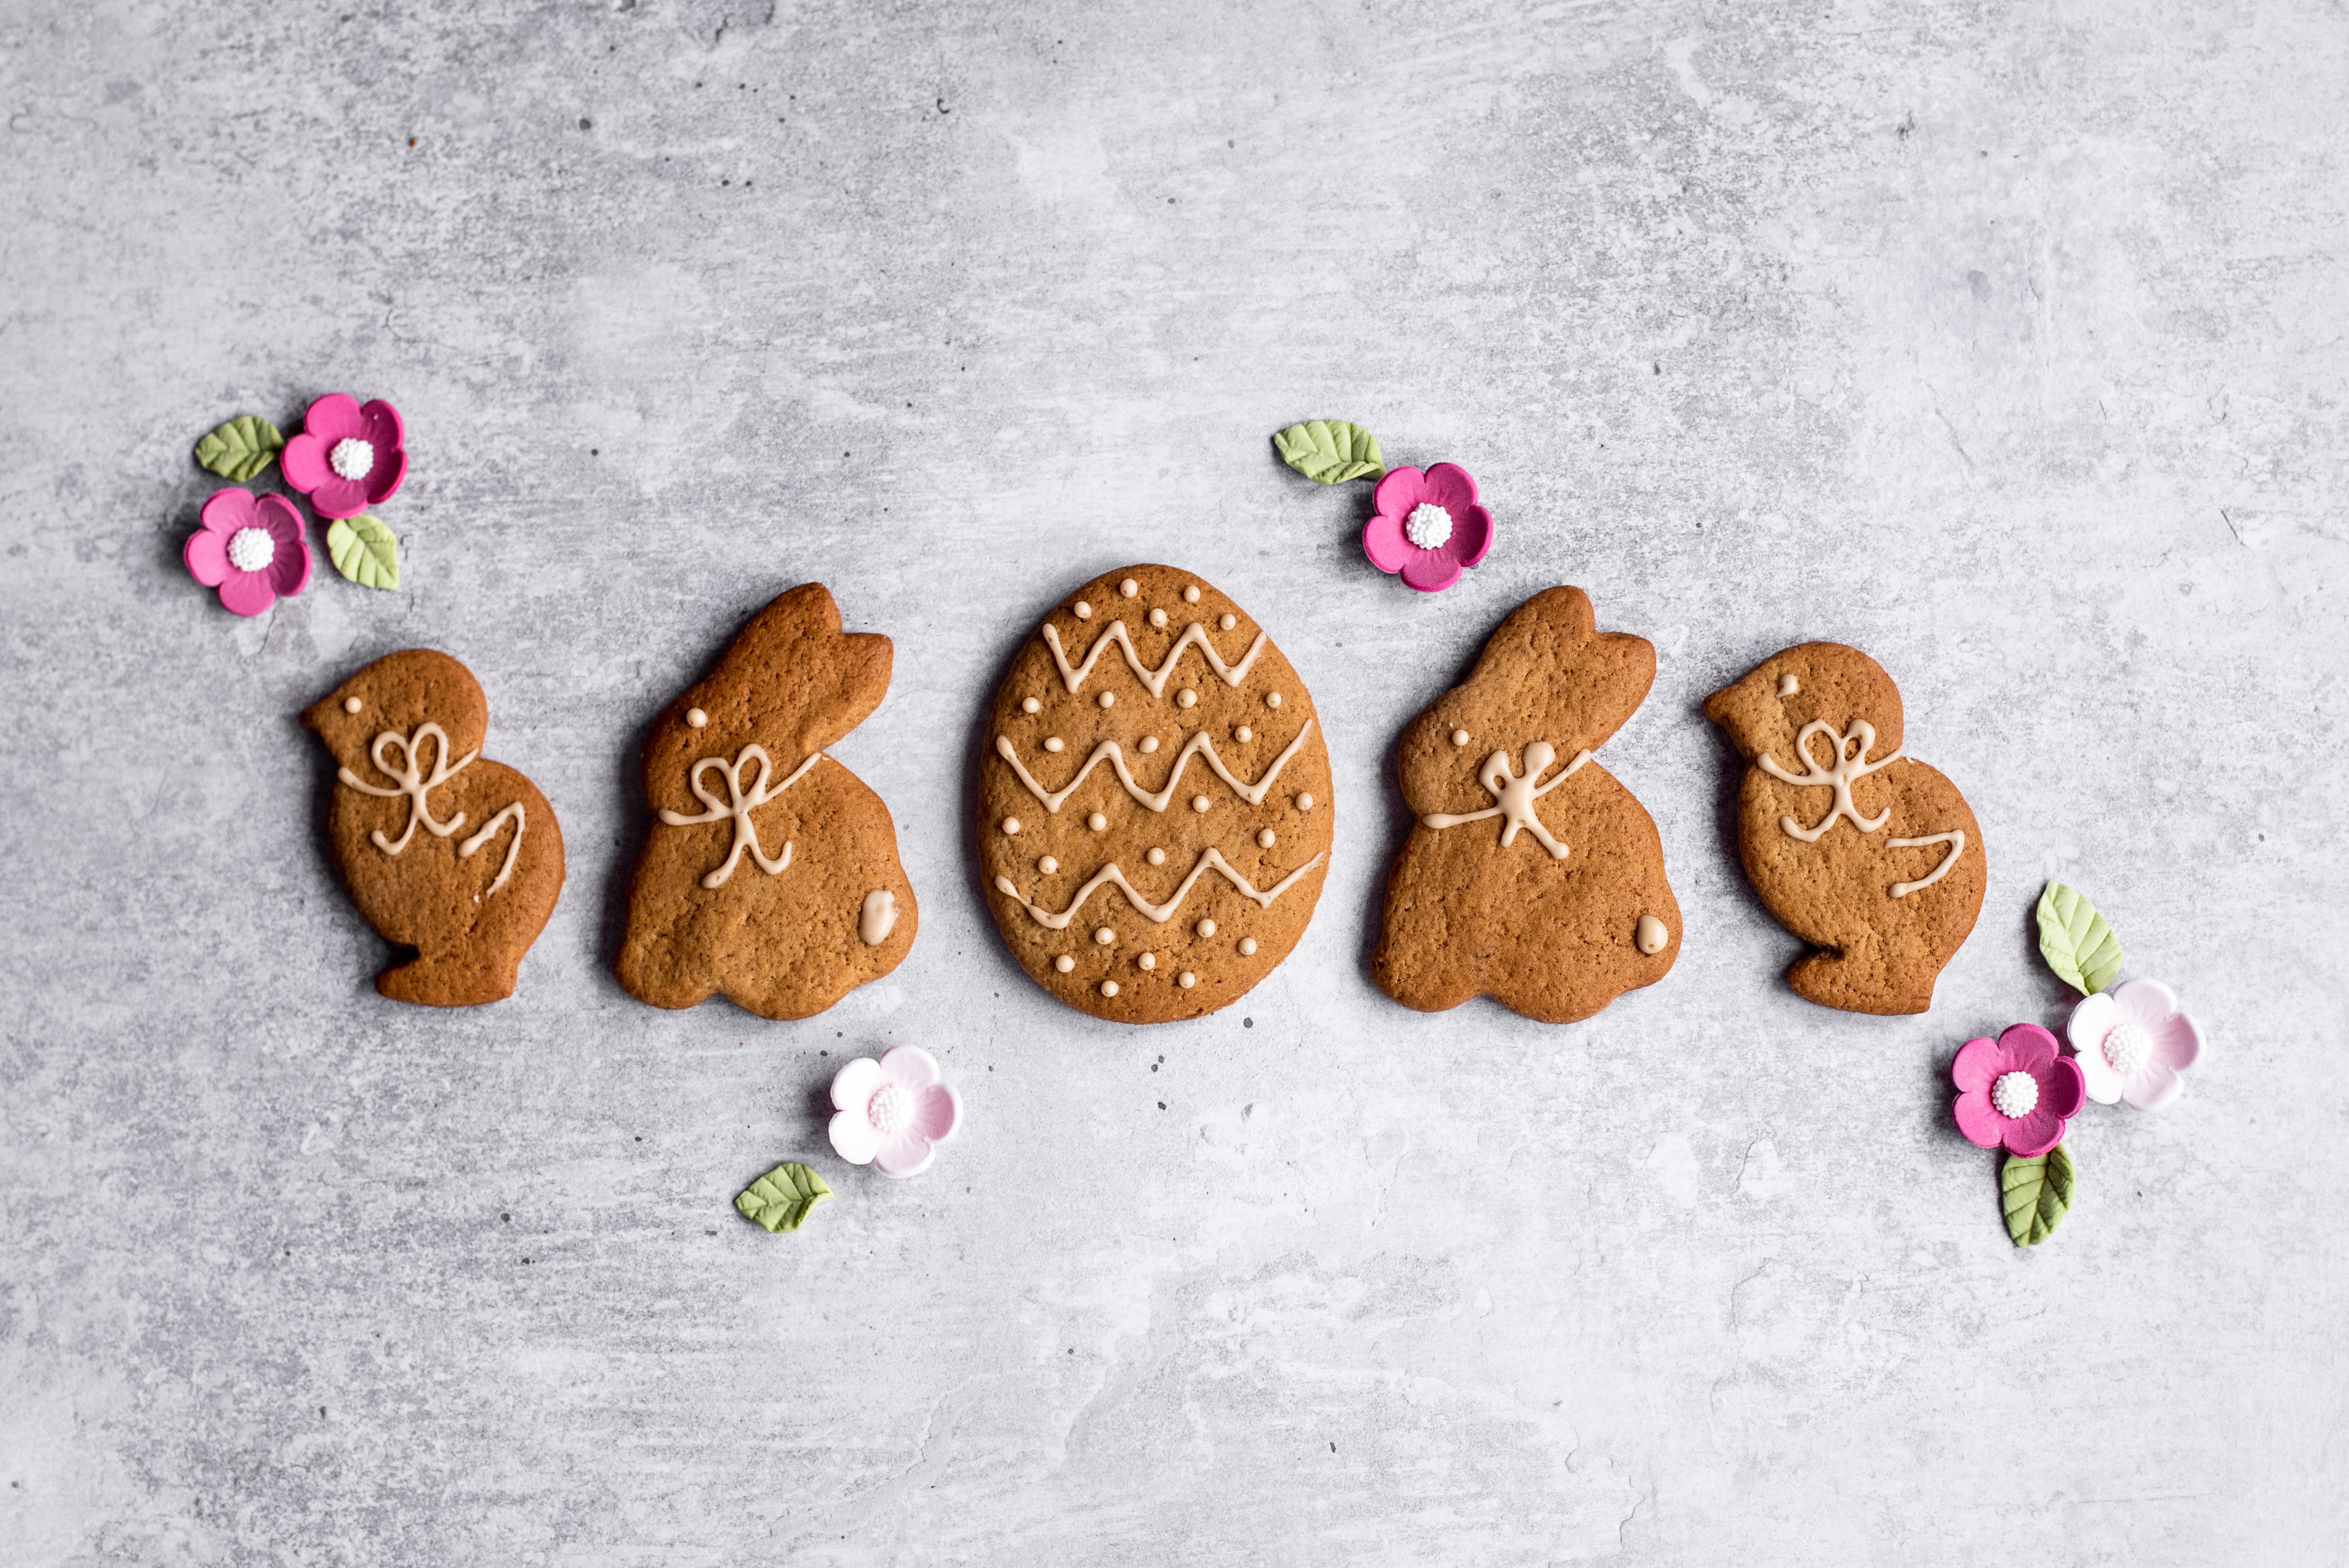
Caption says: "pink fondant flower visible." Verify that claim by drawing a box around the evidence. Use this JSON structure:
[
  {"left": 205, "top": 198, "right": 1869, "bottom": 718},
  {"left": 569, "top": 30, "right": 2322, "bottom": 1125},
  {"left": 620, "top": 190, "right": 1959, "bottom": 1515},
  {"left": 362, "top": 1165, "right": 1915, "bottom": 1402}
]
[
  {"left": 280, "top": 393, "right": 406, "bottom": 518},
  {"left": 828, "top": 1046, "right": 961, "bottom": 1178},
  {"left": 184, "top": 488, "right": 311, "bottom": 617},
  {"left": 1362, "top": 462, "right": 1494, "bottom": 593},
  {"left": 2068, "top": 978, "right": 2202, "bottom": 1112},
  {"left": 1953, "top": 1024, "right": 2085, "bottom": 1157}
]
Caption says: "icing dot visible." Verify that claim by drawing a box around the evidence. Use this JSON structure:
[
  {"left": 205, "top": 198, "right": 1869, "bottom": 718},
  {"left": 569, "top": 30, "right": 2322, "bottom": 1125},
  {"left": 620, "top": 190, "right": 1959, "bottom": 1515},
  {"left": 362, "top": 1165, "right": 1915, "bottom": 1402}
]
[
  {"left": 2102, "top": 1021, "right": 2153, "bottom": 1073},
  {"left": 1295, "top": 792, "right": 1315, "bottom": 811},
  {"left": 1238, "top": 937, "right": 1258, "bottom": 956},
  {"left": 1404, "top": 503, "right": 1453, "bottom": 549},
  {"left": 1138, "top": 735, "right": 1159, "bottom": 754},
  {"left": 1191, "top": 795, "right": 1211, "bottom": 812},
  {"left": 1266, "top": 693, "right": 1283, "bottom": 708},
  {"left": 1119, "top": 578, "right": 1138, "bottom": 597},
  {"left": 1146, "top": 847, "right": 1167, "bottom": 866},
  {"left": 1991, "top": 1071, "right": 2041, "bottom": 1120},
  {"left": 1022, "top": 696, "right": 1042, "bottom": 713},
  {"left": 226, "top": 526, "right": 276, "bottom": 573},
  {"left": 1197, "top": 918, "right": 1216, "bottom": 937},
  {"left": 1178, "top": 971, "right": 1197, "bottom": 989},
  {"left": 1055, "top": 954, "right": 1075, "bottom": 973},
  {"left": 1044, "top": 736, "right": 1066, "bottom": 752},
  {"left": 1778, "top": 673, "right": 1800, "bottom": 697},
  {"left": 1074, "top": 601, "right": 1093, "bottom": 619},
  {"left": 1149, "top": 608, "right": 1168, "bottom": 628},
  {"left": 1177, "top": 688, "right": 1198, "bottom": 708},
  {"left": 1094, "top": 926, "right": 1116, "bottom": 945},
  {"left": 1001, "top": 817, "right": 1021, "bottom": 834},
  {"left": 1139, "top": 952, "right": 1157, "bottom": 970},
  {"left": 1220, "top": 613, "right": 1237, "bottom": 630},
  {"left": 328, "top": 437, "right": 376, "bottom": 481},
  {"left": 1184, "top": 585, "right": 1201, "bottom": 603},
  {"left": 1635, "top": 915, "right": 1669, "bottom": 954},
  {"left": 1452, "top": 729, "right": 1471, "bottom": 747},
  {"left": 1235, "top": 726, "right": 1253, "bottom": 743},
  {"left": 1039, "top": 856, "right": 1058, "bottom": 874},
  {"left": 868, "top": 1083, "right": 910, "bottom": 1134},
  {"left": 1100, "top": 979, "right": 1119, "bottom": 997},
  {"left": 1088, "top": 812, "right": 1108, "bottom": 831},
  {"left": 1258, "top": 829, "right": 1276, "bottom": 848},
  {"left": 341, "top": 696, "right": 363, "bottom": 714},
  {"left": 686, "top": 707, "right": 708, "bottom": 729},
  {"left": 1098, "top": 691, "right": 1115, "bottom": 708}
]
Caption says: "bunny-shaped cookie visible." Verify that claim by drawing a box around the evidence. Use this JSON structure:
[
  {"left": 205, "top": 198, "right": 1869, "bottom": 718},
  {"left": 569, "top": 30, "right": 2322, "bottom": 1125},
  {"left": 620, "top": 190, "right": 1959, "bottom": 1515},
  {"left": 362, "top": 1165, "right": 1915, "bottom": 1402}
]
[
  {"left": 302, "top": 650, "right": 565, "bottom": 1005},
  {"left": 615, "top": 583, "right": 916, "bottom": 1019},
  {"left": 1704, "top": 642, "right": 1984, "bottom": 1014},
  {"left": 1371, "top": 587, "right": 1682, "bottom": 1022}
]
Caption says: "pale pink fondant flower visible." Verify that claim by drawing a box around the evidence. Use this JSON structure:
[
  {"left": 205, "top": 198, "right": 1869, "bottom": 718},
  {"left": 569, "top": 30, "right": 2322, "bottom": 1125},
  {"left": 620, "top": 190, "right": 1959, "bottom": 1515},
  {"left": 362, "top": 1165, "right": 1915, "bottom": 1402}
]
[
  {"left": 184, "top": 488, "right": 311, "bottom": 617},
  {"left": 280, "top": 393, "right": 406, "bottom": 519},
  {"left": 1362, "top": 463, "right": 1493, "bottom": 593},
  {"left": 828, "top": 1046, "right": 961, "bottom": 1178},
  {"left": 1952, "top": 1023, "right": 2085, "bottom": 1157},
  {"left": 2068, "top": 978, "right": 2202, "bottom": 1112}
]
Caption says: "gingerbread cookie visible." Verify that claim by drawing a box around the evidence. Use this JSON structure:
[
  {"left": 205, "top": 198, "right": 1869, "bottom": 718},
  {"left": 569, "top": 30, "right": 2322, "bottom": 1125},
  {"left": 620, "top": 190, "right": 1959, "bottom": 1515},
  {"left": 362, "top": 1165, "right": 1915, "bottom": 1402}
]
[
  {"left": 302, "top": 650, "right": 565, "bottom": 1006},
  {"left": 1704, "top": 642, "right": 1985, "bottom": 1014},
  {"left": 615, "top": 584, "right": 916, "bottom": 1020},
  {"left": 978, "top": 565, "right": 1334, "bottom": 1023},
  {"left": 1370, "top": 587, "right": 1680, "bottom": 1021}
]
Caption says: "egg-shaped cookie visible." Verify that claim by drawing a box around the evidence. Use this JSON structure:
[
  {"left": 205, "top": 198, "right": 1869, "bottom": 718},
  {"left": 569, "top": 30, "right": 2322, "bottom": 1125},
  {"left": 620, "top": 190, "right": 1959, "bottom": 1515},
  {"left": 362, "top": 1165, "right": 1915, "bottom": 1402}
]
[{"left": 979, "top": 565, "right": 1334, "bottom": 1023}]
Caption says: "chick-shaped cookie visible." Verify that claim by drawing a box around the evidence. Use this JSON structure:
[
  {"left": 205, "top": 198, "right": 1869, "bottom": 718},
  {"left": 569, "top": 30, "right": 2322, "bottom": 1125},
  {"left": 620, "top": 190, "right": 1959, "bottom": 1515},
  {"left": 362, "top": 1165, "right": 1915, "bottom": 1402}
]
[
  {"left": 615, "top": 584, "right": 916, "bottom": 1020},
  {"left": 1372, "top": 587, "right": 1682, "bottom": 1022},
  {"left": 1704, "top": 642, "right": 1984, "bottom": 1015},
  {"left": 302, "top": 650, "right": 565, "bottom": 1006}
]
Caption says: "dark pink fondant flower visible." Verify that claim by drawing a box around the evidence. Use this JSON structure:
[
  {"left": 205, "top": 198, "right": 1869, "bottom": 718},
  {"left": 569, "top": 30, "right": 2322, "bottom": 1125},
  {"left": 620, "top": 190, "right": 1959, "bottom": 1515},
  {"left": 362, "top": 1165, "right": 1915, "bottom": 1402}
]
[
  {"left": 280, "top": 393, "right": 406, "bottom": 518},
  {"left": 185, "top": 488, "right": 311, "bottom": 616},
  {"left": 1362, "top": 462, "right": 1493, "bottom": 593},
  {"left": 1952, "top": 1023, "right": 2085, "bottom": 1157}
]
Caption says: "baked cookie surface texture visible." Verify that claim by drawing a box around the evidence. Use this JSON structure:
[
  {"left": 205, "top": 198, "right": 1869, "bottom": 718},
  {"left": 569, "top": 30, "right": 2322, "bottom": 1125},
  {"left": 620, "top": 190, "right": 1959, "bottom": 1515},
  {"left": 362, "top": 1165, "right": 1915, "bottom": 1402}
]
[
  {"left": 979, "top": 565, "right": 1334, "bottom": 1024},
  {"left": 1370, "top": 587, "right": 1680, "bottom": 1022},
  {"left": 302, "top": 650, "right": 565, "bottom": 1006},
  {"left": 1704, "top": 641, "right": 1985, "bottom": 1015},
  {"left": 615, "top": 584, "right": 916, "bottom": 1020}
]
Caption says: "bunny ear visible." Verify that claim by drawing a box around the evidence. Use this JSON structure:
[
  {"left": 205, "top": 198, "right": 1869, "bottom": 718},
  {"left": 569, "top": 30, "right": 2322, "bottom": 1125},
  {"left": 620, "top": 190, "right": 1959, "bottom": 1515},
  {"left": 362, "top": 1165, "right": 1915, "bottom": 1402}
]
[
  {"left": 686, "top": 584, "right": 894, "bottom": 762},
  {"left": 1472, "top": 587, "right": 1656, "bottom": 753}
]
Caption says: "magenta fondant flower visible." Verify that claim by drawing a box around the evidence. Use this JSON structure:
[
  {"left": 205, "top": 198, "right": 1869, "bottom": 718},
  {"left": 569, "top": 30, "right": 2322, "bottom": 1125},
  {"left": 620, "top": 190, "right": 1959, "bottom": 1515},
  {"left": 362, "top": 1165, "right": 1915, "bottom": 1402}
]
[
  {"left": 184, "top": 489, "right": 311, "bottom": 616},
  {"left": 828, "top": 1046, "right": 961, "bottom": 1178},
  {"left": 280, "top": 393, "right": 406, "bottom": 518},
  {"left": 1362, "top": 463, "right": 1493, "bottom": 593},
  {"left": 2068, "top": 978, "right": 2202, "bottom": 1112},
  {"left": 1953, "top": 1024, "right": 2085, "bottom": 1157}
]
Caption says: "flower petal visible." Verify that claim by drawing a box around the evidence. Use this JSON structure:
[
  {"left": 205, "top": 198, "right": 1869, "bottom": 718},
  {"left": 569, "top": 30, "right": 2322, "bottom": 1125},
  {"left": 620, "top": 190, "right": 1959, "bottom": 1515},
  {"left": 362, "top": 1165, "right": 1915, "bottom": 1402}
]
[
  {"left": 2003, "top": 1107, "right": 2066, "bottom": 1159},
  {"left": 2074, "top": 1043, "right": 2123, "bottom": 1104},
  {"left": 308, "top": 477, "right": 368, "bottom": 520},
  {"left": 872, "top": 1130, "right": 936, "bottom": 1178},
  {"left": 185, "top": 528, "right": 229, "bottom": 587},
  {"left": 1447, "top": 503, "right": 1494, "bottom": 568},
  {"left": 2111, "top": 977, "right": 2180, "bottom": 1029},
  {"left": 1951, "top": 1036, "right": 2003, "bottom": 1095},
  {"left": 1952, "top": 1090, "right": 2005, "bottom": 1149},
  {"left": 217, "top": 570, "right": 276, "bottom": 617},
  {"left": 1370, "top": 466, "right": 1428, "bottom": 518},
  {"left": 358, "top": 399, "right": 404, "bottom": 454},
  {"left": 1999, "top": 1022, "right": 2060, "bottom": 1075},
  {"left": 2066, "top": 990, "right": 2119, "bottom": 1053},
  {"left": 1420, "top": 463, "right": 1480, "bottom": 514},
  {"left": 199, "top": 487, "right": 259, "bottom": 533},
  {"left": 2041, "top": 1056, "right": 2086, "bottom": 1120},
  {"left": 878, "top": 1045, "right": 940, "bottom": 1093},
  {"left": 2123, "top": 1061, "right": 2184, "bottom": 1112},
  {"left": 280, "top": 433, "right": 331, "bottom": 491},
  {"left": 303, "top": 392, "right": 365, "bottom": 443},
  {"left": 366, "top": 445, "right": 408, "bottom": 506},
  {"left": 829, "top": 1055, "right": 885, "bottom": 1113},
  {"left": 1362, "top": 511, "right": 1412, "bottom": 574},
  {"left": 1398, "top": 549, "right": 1463, "bottom": 593},
  {"left": 269, "top": 530, "right": 312, "bottom": 597},
  {"left": 2151, "top": 1011, "right": 2202, "bottom": 1072},
  {"left": 913, "top": 1082, "right": 960, "bottom": 1142},
  {"left": 828, "top": 1107, "right": 883, "bottom": 1165}
]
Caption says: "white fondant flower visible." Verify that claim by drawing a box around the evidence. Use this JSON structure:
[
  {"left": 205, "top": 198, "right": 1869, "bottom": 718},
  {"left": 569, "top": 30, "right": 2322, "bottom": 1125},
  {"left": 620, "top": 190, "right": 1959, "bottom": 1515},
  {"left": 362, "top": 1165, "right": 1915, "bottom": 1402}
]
[
  {"left": 828, "top": 1046, "right": 962, "bottom": 1178},
  {"left": 2066, "top": 978, "right": 2202, "bottom": 1112}
]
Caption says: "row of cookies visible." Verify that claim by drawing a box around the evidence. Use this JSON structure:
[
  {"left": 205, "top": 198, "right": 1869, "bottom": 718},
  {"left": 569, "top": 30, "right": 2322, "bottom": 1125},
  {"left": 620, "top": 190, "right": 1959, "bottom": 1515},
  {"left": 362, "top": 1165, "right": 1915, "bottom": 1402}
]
[{"left": 298, "top": 562, "right": 1982, "bottom": 1024}]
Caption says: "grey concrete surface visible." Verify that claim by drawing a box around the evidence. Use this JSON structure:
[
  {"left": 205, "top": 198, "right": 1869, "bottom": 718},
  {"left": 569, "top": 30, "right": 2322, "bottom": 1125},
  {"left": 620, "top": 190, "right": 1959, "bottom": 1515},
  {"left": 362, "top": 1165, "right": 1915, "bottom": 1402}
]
[{"left": 3, "top": 1, "right": 2345, "bottom": 1562}]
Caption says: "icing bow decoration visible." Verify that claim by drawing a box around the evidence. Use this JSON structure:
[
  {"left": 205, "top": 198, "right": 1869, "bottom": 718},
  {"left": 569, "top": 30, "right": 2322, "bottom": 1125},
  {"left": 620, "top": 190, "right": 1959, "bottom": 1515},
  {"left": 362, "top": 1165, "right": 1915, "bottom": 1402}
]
[
  {"left": 1271, "top": 419, "right": 1494, "bottom": 594},
  {"left": 658, "top": 743, "right": 823, "bottom": 890},
  {"left": 1420, "top": 741, "right": 1590, "bottom": 859},
  {"left": 185, "top": 393, "right": 409, "bottom": 612},
  {"left": 1759, "top": 717, "right": 1965, "bottom": 897},
  {"left": 338, "top": 723, "right": 475, "bottom": 852}
]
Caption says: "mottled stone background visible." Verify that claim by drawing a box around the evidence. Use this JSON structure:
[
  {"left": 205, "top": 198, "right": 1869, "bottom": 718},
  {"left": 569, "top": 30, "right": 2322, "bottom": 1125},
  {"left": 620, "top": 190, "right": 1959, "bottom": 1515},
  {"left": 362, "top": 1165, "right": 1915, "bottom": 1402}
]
[{"left": 3, "top": 1, "right": 2343, "bottom": 1562}]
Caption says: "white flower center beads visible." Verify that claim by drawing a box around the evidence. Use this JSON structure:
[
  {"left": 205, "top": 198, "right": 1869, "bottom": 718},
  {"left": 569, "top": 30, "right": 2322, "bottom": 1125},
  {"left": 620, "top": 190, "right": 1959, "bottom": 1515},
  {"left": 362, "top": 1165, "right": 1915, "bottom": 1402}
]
[
  {"left": 2101, "top": 1021, "right": 2152, "bottom": 1073},
  {"left": 329, "top": 437, "right": 376, "bottom": 481},
  {"left": 1404, "top": 503, "right": 1454, "bottom": 549},
  {"left": 867, "top": 1082, "right": 911, "bottom": 1134},
  {"left": 1991, "top": 1071, "right": 2040, "bottom": 1119},
  {"left": 226, "top": 526, "right": 276, "bottom": 572}
]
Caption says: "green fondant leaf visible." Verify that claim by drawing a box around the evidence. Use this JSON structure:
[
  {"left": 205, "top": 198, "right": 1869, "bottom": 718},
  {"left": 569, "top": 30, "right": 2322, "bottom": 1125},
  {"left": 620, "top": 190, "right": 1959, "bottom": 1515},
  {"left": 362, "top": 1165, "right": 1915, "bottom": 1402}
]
[
  {"left": 1272, "top": 420, "right": 1384, "bottom": 485},
  {"left": 735, "top": 1162, "right": 831, "bottom": 1233},
  {"left": 2036, "top": 881, "right": 2123, "bottom": 996},
  {"left": 193, "top": 415, "right": 284, "bottom": 481},
  {"left": 326, "top": 515, "right": 400, "bottom": 590},
  {"left": 2001, "top": 1143, "right": 2074, "bottom": 1247}
]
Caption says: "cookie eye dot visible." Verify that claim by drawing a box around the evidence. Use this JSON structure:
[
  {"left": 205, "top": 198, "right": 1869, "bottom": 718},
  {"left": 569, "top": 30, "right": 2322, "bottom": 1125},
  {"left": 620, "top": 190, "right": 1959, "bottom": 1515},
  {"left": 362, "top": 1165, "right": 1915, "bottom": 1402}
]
[
  {"left": 342, "top": 696, "right": 363, "bottom": 714},
  {"left": 1452, "top": 729, "right": 1470, "bottom": 746},
  {"left": 1055, "top": 954, "right": 1075, "bottom": 973},
  {"left": 1119, "top": 578, "right": 1139, "bottom": 597},
  {"left": 686, "top": 707, "right": 708, "bottom": 728},
  {"left": 1146, "top": 847, "right": 1167, "bottom": 866},
  {"left": 1238, "top": 937, "right": 1258, "bottom": 957},
  {"left": 1778, "top": 672, "right": 1800, "bottom": 697},
  {"left": 1022, "top": 696, "right": 1041, "bottom": 713}
]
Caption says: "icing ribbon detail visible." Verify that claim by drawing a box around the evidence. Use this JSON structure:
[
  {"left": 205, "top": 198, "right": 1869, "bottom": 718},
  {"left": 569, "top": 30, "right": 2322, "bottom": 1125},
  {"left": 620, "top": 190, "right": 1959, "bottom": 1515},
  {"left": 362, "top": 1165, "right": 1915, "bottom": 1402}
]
[
  {"left": 1042, "top": 620, "right": 1267, "bottom": 697},
  {"left": 1756, "top": 719, "right": 1901, "bottom": 841},
  {"left": 1889, "top": 830, "right": 1966, "bottom": 898},
  {"left": 1420, "top": 741, "right": 1591, "bottom": 860},
  {"left": 995, "top": 847, "right": 1326, "bottom": 931},
  {"left": 338, "top": 723, "right": 476, "bottom": 852},
  {"left": 658, "top": 745, "right": 823, "bottom": 890},
  {"left": 459, "top": 804, "right": 527, "bottom": 899},
  {"left": 995, "top": 719, "right": 1315, "bottom": 816}
]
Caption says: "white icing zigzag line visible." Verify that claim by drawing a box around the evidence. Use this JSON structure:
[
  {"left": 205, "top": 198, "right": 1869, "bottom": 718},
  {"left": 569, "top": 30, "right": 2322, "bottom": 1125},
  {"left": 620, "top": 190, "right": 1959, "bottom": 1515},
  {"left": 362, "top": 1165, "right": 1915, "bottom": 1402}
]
[
  {"left": 1420, "top": 741, "right": 1592, "bottom": 860},
  {"left": 994, "top": 847, "right": 1327, "bottom": 931},
  {"left": 658, "top": 745, "right": 823, "bottom": 890},
  {"left": 995, "top": 719, "right": 1315, "bottom": 816},
  {"left": 1042, "top": 620, "right": 1267, "bottom": 697}
]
